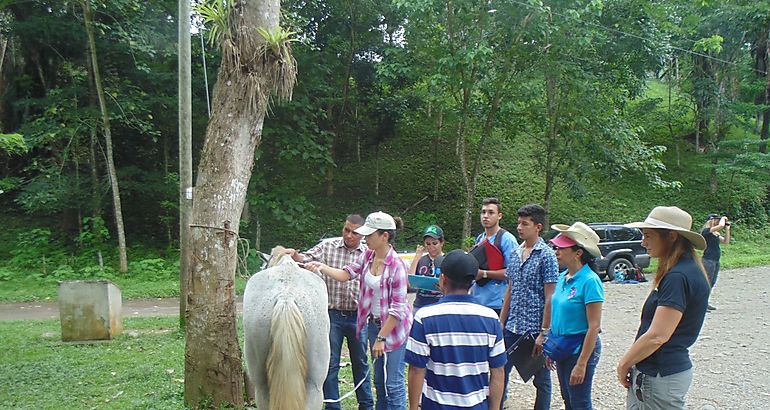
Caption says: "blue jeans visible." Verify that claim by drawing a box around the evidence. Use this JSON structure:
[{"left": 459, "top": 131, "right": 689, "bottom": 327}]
[
  {"left": 501, "top": 330, "right": 552, "bottom": 410},
  {"left": 367, "top": 321, "right": 407, "bottom": 410},
  {"left": 555, "top": 337, "right": 601, "bottom": 410},
  {"left": 324, "top": 309, "right": 374, "bottom": 410}
]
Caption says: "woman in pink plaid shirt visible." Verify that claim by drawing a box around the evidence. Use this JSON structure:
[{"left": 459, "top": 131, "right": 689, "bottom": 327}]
[{"left": 307, "top": 211, "right": 412, "bottom": 410}]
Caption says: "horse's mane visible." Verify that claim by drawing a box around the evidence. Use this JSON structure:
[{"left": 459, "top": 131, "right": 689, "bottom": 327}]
[{"left": 267, "top": 246, "right": 295, "bottom": 268}]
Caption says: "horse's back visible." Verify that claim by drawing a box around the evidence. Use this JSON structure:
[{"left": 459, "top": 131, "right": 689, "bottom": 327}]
[{"left": 243, "top": 262, "right": 330, "bottom": 410}]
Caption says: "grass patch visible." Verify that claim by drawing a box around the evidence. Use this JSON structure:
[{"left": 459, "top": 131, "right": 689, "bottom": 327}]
[
  {"left": 0, "top": 317, "right": 185, "bottom": 409},
  {"left": 0, "top": 316, "right": 363, "bottom": 409}
]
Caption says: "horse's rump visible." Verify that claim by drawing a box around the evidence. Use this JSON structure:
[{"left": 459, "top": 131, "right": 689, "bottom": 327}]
[{"left": 243, "top": 247, "right": 329, "bottom": 410}]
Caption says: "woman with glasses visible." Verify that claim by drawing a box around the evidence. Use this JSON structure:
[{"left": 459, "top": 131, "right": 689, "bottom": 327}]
[
  {"left": 408, "top": 225, "right": 445, "bottom": 311},
  {"left": 306, "top": 211, "right": 412, "bottom": 410},
  {"left": 546, "top": 222, "right": 604, "bottom": 410},
  {"left": 617, "top": 206, "right": 710, "bottom": 409}
]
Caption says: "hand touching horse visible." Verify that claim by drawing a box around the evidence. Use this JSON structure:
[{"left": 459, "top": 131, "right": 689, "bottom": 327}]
[{"left": 243, "top": 246, "right": 330, "bottom": 410}]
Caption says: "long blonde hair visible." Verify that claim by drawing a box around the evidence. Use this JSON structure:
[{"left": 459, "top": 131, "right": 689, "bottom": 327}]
[{"left": 653, "top": 229, "right": 709, "bottom": 288}]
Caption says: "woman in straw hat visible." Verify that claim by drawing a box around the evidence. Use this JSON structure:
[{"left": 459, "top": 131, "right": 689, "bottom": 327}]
[
  {"left": 617, "top": 206, "right": 710, "bottom": 409},
  {"left": 545, "top": 222, "right": 605, "bottom": 410}
]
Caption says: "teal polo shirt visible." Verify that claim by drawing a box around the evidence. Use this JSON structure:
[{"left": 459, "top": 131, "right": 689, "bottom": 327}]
[{"left": 550, "top": 264, "right": 604, "bottom": 336}]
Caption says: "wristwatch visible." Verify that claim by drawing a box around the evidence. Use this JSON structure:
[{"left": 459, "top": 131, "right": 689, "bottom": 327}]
[
  {"left": 482, "top": 270, "right": 488, "bottom": 279},
  {"left": 375, "top": 335, "right": 387, "bottom": 343}
]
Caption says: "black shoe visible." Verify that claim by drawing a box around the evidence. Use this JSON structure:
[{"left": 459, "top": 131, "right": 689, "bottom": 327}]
[{"left": 707, "top": 304, "right": 716, "bottom": 311}]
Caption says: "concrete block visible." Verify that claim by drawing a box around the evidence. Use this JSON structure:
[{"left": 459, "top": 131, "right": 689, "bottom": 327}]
[{"left": 59, "top": 280, "right": 123, "bottom": 341}]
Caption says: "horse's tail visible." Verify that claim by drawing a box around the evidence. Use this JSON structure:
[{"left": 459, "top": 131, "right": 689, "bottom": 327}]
[{"left": 266, "top": 296, "right": 308, "bottom": 410}]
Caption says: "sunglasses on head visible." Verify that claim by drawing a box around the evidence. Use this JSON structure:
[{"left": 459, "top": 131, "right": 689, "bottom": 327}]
[
  {"left": 550, "top": 244, "right": 579, "bottom": 251},
  {"left": 635, "top": 372, "right": 644, "bottom": 402}
]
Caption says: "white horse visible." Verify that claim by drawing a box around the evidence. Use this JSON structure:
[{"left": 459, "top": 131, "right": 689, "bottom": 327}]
[{"left": 243, "top": 246, "right": 330, "bottom": 410}]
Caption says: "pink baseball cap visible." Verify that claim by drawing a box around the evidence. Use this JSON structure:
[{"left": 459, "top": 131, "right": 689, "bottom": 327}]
[{"left": 549, "top": 234, "right": 578, "bottom": 249}]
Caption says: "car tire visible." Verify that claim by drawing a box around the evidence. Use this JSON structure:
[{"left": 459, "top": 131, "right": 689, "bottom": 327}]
[{"left": 607, "top": 257, "right": 634, "bottom": 281}]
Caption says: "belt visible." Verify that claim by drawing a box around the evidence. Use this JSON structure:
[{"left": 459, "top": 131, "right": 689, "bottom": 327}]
[{"left": 330, "top": 308, "right": 357, "bottom": 317}]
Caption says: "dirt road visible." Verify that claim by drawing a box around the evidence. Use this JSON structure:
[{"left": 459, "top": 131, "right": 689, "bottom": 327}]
[
  {"left": 0, "top": 297, "right": 244, "bottom": 321},
  {"left": 1, "top": 266, "right": 768, "bottom": 409}
]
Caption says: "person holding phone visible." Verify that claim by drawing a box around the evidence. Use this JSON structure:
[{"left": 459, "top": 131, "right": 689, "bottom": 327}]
[{"left": 701, "top": 214, "right": 730, "bottom": 311}]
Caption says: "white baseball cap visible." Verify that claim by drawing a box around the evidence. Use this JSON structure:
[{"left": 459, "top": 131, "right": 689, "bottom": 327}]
[{"left": 354, "top": 211, "right": 396, "bottom": 235}]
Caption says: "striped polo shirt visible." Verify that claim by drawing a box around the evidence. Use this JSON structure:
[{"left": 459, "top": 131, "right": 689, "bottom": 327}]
[{"left": 406, "top": 294, "right": 506, "bottom": 410}]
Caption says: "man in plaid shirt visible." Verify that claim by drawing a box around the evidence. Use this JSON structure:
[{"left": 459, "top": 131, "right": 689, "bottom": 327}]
[{"left": 289, "top": 214, "right": 373, "bottom": 410}]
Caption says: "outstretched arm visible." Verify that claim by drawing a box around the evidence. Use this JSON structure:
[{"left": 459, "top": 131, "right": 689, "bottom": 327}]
[{"left": 304, "top": 262, "right": 350, "bottom": 282}]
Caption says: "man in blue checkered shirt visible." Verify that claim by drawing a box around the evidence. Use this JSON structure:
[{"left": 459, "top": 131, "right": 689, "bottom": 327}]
[{"left": 499, "top": 204, "right": 559, "bottom": 410}]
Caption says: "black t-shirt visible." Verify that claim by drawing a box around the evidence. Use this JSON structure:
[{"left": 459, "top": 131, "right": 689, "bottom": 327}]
[
  {"left": 701, "top": 228, "right": 721, "bottom": 261},
  {"left": 635, "top": 255, "right": 710, "bottom": 376},
  {"left": 413, "top": 254, "right": 442, "bottom": 308}
]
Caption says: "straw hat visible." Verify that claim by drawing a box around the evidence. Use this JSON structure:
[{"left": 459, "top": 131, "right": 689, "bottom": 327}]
[
  {"left": 549, "top": 222, "right": 602, "bottom": 258},
  {"left": 625, "top": 206, "right": 706, "bottom": 250}
]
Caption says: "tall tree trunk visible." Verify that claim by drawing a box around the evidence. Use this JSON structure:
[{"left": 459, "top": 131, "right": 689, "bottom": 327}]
[
  {"left": 667, "top": 58, "right": 680, "bottom": 167},
  {"left": 326, "top": 3, "right": 357, "bottom": 196},
  {"left": 760, "top": 36, "right": 770, "bottom": 153},
  {"left": 433, "top": 109, "right": 443, "bottom": 201},
  {"left": 542, "top": 72, "right": 559, "bottom": 228},
  {"left": 184, "top": 0, "right": 293, "bottom": 406},
  {"left": 83, "top": 0, "right": 128, "bottom": 272}
]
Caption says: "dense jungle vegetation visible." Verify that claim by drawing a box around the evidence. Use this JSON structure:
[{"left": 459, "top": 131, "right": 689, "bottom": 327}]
[{"left": 1, "top": 0, "right": 769, "bottom": 301}]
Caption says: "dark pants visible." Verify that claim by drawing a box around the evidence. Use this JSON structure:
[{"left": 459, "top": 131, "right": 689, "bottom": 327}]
[
  {"left": 323, "top": 309, "right": 374, "bottom": 410},
  {"left": 555, "top": 337, "right": 601, "bottom": 410},
  {"left": 703, "top": 258, "right": 720, "bottom": 289},
  {"left": 501, "top": 330, "right": 552, "bottom": 410}
]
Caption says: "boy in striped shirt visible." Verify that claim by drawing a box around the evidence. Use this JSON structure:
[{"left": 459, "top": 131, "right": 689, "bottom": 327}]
[{"left": 406, "top": 250, "right": 506, "bottom": 410}]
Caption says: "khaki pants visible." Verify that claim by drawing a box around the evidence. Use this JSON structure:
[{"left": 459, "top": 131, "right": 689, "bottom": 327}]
[{"left": 626, "top": 367, "right": 693, "bottom": 410}]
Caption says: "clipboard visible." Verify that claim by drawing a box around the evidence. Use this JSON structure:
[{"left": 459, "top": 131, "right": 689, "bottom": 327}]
[
  {"left": 506, "top": 333, "right": 546, "bottom": 382},
  {"left": 408, "top": 275, "right": 439, "bottom": 291}
]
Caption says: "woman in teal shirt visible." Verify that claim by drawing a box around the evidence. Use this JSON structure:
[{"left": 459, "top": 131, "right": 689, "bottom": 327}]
[{"left": 547, "top": 222, "right": 604, "bottom": 410}]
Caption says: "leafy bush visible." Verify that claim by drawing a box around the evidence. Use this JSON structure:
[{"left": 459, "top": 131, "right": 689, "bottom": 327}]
[
  {"left": 8, "top": 228, "right": 64, "bottom": 271},
  {"left": 128, "top": 258, "right": 178, "bottom": 278}
]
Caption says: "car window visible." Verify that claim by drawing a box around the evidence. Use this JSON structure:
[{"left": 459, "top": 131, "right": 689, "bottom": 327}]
[
  {"left": 611, "top": 228, "right": 636, "bottom": 242},
  {"left": 593, "top": 228, "right": 607, "bottom": 241}
]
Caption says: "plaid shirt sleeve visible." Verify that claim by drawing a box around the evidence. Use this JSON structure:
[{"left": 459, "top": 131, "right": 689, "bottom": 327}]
[{"left": 386, "top": 257, "right": 410, "bottom": 322}]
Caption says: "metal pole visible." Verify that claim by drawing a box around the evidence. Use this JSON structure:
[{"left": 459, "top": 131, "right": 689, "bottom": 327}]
[{"left": 178, "top": 0, "right": 193, "bottom": 328}]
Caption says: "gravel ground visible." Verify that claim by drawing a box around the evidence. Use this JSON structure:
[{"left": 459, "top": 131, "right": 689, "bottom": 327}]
[{"left": 503, "top": 266, "right": 770, "bottom": 410}]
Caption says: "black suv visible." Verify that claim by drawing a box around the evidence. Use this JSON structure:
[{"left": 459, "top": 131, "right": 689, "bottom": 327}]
[{"left": 589, "top": 223, "right": 650, "bottom": 281}]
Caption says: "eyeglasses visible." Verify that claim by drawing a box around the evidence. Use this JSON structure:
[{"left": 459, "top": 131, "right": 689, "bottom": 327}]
[{"left": 635, "top": 372, "right": 644, "bottom": 402}]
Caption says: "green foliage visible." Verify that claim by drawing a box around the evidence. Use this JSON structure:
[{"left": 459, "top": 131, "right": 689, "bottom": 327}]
[
  {"left": 8, "top": 228, "right": 57, "bottom": 269},
  {"left": 128, "top": 258, "right": 178, "bottom": 278},
  {"left": 0, "top": 133, "right": 27, "bottom": 155},
  {"left": 256, "top": 26, "right": 298, "bottom": 56},
  {"left": 195, "top": 0, "right": 233, "bottom": 46},
  {"left": 77, "top": 216, "right": 110, "bottom": 250}
]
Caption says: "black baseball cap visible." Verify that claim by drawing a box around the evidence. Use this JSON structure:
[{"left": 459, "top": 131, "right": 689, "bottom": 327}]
[
  {"left": 707, "top": 213, "right": 720, "bottom": 220},
  {"left": 441, "top": 249, "right": 478, "bottom": 282}
]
